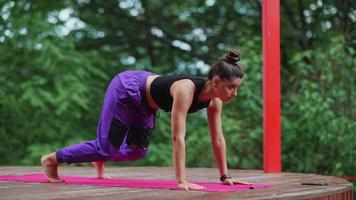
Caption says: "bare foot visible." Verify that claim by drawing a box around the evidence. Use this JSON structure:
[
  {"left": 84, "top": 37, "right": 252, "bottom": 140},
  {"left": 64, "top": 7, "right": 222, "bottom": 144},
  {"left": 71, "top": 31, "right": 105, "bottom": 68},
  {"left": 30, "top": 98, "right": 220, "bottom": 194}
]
[
  {"left": 92, "top": 162, "right": 111, "bottom": 179},
  {"left": 40, "top": 153, "right": 64, "bottom": 183}
]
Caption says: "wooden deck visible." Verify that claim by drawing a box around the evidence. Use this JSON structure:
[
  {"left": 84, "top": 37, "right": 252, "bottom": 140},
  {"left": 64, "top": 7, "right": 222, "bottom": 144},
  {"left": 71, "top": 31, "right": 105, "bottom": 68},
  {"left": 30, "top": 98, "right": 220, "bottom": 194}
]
[{"left": 0, "top": 166, "right": 353, "bottom": 200}]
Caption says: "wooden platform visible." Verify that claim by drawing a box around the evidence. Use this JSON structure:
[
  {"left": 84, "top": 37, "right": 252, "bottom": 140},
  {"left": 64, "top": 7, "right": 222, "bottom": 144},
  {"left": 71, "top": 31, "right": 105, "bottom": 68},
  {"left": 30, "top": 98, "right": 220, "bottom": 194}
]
[{"left": 0, "top": 166, "right": 353, "bottom": 200}]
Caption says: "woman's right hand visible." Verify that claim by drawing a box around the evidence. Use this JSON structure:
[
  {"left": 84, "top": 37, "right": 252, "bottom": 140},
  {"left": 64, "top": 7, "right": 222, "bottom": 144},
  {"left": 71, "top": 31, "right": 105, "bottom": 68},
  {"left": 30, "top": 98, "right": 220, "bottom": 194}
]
[{"left": 178, "top": 180, "right": 207, "bottom": 191}]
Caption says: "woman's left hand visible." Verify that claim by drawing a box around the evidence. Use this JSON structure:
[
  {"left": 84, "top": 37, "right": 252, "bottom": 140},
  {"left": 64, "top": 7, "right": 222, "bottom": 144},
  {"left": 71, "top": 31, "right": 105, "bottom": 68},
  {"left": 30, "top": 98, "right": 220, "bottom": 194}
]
[{"left": 223, "top": 178, "right": 252, "bottom": 185}]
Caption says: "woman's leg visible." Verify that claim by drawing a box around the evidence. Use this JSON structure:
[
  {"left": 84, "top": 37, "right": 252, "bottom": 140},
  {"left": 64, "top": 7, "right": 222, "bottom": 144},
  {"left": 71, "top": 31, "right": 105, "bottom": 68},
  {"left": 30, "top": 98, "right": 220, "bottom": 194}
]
[
  {"left": 40, "top": 71, "right": 156, "bottom": 182},
  {"left": 40, "top": 73, "right": 125, "bottom": 182},
  {"left": 41, "top": 153, "right": 111, "bottom": 182},
  {"left": 41, "top": 140, "right": 106, "bottom": 182}
]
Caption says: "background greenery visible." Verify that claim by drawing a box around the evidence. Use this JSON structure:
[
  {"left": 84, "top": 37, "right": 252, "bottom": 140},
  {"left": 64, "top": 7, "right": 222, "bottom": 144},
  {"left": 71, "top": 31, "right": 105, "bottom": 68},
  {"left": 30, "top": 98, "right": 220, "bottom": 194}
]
[{"left": 0, "top": 0, "right": 354, "bottom": 189}]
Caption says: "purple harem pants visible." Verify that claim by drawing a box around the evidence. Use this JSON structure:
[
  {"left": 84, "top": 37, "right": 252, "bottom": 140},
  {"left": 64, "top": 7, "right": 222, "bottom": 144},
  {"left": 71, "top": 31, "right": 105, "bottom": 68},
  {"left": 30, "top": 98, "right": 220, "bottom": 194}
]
[{"left": 56, "top": 71, "right": 156, "bottom": 163}]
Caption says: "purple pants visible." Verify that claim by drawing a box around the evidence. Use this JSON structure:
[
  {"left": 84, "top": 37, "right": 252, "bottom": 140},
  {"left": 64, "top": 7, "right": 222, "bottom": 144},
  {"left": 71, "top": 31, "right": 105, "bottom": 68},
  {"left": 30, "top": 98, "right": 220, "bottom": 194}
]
[{"left": 56, "top": 71, "right": 156, "bottom": 164}]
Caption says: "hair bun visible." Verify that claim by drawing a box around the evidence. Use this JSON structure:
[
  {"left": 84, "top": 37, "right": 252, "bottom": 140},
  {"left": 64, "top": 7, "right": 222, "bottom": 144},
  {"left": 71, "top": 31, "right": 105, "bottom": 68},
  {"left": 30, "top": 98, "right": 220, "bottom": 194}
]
[{"left": 223, "top": 49, "right": 240, "bottom": 65}]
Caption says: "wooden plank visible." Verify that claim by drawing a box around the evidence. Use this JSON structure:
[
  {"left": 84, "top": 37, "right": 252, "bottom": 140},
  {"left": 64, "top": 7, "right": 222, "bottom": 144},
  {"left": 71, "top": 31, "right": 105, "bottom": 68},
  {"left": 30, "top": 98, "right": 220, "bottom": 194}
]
[{"left": 0, "top": 166, "right": 353, "bottom": 200}]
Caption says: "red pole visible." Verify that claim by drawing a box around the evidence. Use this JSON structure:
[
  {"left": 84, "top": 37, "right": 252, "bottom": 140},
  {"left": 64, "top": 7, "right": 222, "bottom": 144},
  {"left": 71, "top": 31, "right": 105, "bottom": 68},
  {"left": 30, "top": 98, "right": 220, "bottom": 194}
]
[{"left": 262, "top": 0, "right": 281, "bottom": 173}]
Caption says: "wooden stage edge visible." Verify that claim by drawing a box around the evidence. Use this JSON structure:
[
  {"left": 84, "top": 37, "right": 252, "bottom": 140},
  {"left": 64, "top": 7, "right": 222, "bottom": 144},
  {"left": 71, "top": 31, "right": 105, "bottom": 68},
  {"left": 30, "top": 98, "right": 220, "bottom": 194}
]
[{"left": 0, "top": 166, "right": 353, "bottom": 200}]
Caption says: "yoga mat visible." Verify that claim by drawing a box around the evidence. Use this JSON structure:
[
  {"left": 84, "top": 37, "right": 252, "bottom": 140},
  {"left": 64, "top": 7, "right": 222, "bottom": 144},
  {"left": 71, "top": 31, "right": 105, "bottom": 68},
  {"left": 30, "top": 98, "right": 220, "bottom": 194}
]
[{"left": 0, "top": 173, "right": 270, "bottom": 192}]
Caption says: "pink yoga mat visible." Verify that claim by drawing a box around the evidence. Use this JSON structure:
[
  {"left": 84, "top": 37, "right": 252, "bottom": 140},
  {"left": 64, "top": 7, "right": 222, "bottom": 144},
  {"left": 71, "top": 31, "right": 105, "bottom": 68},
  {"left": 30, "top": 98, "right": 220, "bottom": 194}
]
[{"left": 0, "top": 173, "right": 270, "bottom": 192}]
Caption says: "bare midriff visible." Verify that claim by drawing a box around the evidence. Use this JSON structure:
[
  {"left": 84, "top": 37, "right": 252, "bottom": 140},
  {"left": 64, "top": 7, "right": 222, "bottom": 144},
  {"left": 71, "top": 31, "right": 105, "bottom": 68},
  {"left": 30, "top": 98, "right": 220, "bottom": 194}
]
[{"left": 145, "top": 75, "right": 160, "bottom": 110}]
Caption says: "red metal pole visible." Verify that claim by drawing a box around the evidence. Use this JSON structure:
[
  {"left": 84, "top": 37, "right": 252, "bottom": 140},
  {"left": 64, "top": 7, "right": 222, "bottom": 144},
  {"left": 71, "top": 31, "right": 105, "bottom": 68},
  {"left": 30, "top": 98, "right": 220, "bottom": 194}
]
[{"left": 262, "top": 0, "right": 281, "bottom": 173}]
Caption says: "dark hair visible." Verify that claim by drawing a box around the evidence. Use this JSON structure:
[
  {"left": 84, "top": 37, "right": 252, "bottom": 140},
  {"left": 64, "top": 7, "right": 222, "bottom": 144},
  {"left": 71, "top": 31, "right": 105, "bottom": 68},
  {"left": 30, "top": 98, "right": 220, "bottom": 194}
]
[{"left": 208, "top": 49, "right": 245, "bottom": 80}]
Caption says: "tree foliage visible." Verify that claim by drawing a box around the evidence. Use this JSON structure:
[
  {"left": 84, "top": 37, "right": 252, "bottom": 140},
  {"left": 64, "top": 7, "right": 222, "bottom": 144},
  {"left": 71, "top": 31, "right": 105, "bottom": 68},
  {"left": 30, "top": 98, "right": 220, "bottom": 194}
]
[{"left": 0, "top": 0, "right": 354, "bottom": 186}]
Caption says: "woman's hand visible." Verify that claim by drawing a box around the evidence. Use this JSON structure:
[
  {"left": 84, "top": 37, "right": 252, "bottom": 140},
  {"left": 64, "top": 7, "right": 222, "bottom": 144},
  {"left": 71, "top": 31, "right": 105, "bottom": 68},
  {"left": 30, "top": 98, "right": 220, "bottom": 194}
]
[
  {"left": 223, "top": 178, "right": 252, "bottom": 185},
  {"left": 178, "top": 180, "right": 207, "bottom": 191}
]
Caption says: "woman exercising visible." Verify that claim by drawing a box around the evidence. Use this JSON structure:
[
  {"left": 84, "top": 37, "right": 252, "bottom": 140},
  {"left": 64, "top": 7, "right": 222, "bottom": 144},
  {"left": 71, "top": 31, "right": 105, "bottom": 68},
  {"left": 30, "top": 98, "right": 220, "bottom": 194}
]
[{"left": 41, "top": 49, "right": 251, "bottom": 190}]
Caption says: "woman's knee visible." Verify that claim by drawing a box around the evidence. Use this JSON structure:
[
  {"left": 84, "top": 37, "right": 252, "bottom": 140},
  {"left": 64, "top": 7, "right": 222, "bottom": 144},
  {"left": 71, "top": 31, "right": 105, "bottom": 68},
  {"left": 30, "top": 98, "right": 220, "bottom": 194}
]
[
  {"left": 126, "top": 149, "right": 148, "bottom": 161},
  {"left": 108, "top": 148, "right": 148, "bottom": 162}
]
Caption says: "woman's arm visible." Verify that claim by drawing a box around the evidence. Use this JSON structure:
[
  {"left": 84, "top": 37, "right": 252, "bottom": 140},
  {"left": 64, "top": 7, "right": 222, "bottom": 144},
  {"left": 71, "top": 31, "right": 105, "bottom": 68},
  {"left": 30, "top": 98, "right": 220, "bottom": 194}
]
[
  {"left": 170, "top": 80, "right": 206, "bottom": 190},
  {"left": 207, "top": 98, "right": 228, "bottom": 176},
  {"left": 207, "top": 98, "right": 252, "bottom": 185}
]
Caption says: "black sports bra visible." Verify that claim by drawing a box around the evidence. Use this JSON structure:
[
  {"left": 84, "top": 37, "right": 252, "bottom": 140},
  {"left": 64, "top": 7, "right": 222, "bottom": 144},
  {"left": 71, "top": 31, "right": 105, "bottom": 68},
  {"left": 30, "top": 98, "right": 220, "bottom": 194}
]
[{"left": 150, "top": 74, "right": 211, "bottom": 113}]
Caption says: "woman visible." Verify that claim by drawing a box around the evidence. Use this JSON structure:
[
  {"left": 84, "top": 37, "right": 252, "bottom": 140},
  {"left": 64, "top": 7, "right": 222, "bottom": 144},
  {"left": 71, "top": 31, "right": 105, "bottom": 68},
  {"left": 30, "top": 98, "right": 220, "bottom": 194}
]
[{"left": 41, "top": 49, "right": 251, "bottom": 190}]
